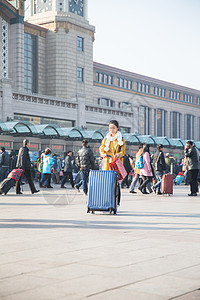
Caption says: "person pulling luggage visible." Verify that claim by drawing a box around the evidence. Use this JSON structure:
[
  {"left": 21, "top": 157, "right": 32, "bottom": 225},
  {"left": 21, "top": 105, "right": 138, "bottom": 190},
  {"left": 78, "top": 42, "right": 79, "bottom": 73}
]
[
  {"left": 99, "top": 120, "right": 126, "bottom": 212},
  {"left": 152, "top": 144, "right": 167, "bottom": 195},
  {"left": 16, "top": 139, "right": 39, "bottom": 195},
  {"left": 75, "top": 140, "right": 95, "bottom": 196}
]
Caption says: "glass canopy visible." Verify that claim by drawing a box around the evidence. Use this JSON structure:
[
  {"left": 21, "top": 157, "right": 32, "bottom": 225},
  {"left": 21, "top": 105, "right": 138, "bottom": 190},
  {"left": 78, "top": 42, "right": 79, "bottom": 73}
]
[{"left": 1, "top": 122, "right": 200, "bottom": 150}]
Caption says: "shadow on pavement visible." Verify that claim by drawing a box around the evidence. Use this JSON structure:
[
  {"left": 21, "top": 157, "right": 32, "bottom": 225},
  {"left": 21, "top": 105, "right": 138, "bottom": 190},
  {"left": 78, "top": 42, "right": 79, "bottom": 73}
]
[{"left": 0, "top": 217, "right": 199, "bottom": 231}]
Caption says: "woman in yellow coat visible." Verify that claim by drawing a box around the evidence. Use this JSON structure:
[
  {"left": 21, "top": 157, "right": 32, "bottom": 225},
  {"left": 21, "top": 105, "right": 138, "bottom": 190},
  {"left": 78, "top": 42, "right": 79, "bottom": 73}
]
[
  {"left": 99, "top": 120, "right": 126, "bottom": 212},
  {"left": 99, "top": 120, "right": 126, "bottom": 170},
  {"left": 99, "top": 120, "right": 126, "bottom": 171}
]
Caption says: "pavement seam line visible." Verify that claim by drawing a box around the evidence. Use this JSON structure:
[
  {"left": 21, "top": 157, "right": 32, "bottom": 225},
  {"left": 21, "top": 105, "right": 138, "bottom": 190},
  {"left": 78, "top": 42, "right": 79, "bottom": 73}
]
[
  {"left": 168, "top": 287, "right": 200, "bottom": 299},
  {"left": 86, "top": 263, "right": 200, "bottom": 298}
]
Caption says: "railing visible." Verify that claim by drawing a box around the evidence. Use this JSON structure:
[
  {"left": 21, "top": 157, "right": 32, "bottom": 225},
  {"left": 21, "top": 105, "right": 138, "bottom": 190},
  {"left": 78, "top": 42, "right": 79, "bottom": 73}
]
[
  {"left": 85, "top": 104, "right": 133, "bottom": 117},
  {"left": 12, "top": 91, "right": 134, "bottom": 117},
  {"left": 12, "top": 91, "right": 78, "bottom": 109}
]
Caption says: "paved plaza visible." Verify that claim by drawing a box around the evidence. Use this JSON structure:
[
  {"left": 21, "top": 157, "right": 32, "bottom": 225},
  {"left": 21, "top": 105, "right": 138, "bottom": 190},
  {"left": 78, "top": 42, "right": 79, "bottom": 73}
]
[{"left": 0, "top": 184, "right": 200, "bottom": 300}]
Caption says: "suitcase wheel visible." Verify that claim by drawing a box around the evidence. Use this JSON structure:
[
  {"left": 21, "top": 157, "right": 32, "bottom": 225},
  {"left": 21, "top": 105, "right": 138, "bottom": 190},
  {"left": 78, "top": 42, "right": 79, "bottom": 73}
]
[{"left": 91, "top": 211, "right": 95, "bottom": 214}]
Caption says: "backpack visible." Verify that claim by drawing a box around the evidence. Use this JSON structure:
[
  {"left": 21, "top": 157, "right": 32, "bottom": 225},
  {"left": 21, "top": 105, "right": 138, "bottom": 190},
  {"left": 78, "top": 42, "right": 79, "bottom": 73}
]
[{"left": 135, "top": 155, "right": 144, "bottom": 169}]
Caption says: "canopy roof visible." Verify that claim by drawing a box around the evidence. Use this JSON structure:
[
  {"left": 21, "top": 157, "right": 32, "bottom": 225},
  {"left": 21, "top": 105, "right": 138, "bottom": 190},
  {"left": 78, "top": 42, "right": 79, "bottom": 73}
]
[{"left": 0, "top": 121, "right": 200, "bottom": 149}]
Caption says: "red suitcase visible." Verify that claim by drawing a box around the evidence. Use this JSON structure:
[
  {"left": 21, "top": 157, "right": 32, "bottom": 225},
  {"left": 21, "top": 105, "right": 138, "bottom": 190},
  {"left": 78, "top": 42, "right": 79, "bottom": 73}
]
[{"left": 161, "top": 173, "right": 173, "bottom": 195}]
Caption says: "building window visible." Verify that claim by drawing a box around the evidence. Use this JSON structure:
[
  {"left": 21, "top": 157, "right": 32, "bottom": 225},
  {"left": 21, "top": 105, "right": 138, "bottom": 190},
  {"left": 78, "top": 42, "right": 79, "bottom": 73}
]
[
  {"left": 77, "top": 67, "right": 84, "bottom": 82},
  {"left": 120, "top": 127, "right": 131, "bottom": 134},
  {"left": 77, "top": 36, "right": 84, "bottom": 51},
  {"left": 24, "top": 33, "right": 38, "bottom": 93},
  {"left": 108, "top": 75, "right": 113, "bottom": 85},
  {"left": 169, "top": 90, "right": 181, "bottom": 100},
  {"left": 136, "top": 82, "right": 150, "bottom": 93},
  {"left": 118, "top": 102, "right": 132, "bottom": 110},
  {"left": 198, "top": 118, "right": 200, "bottom": 140},
  {"left": 86, "top": 122, "right": 130, "bottom": 133},
  {"left": 155, "top": 109, "right": 167, "bottom": 137},
  {"left": 95, "top": 72, "right": 113, "bottom": 85},
  {"left": 14, "top": 113, "right": 75, "bottom": 127},
  {"left": 140, "top": 106, "right": 151, "bottom": 135},
  {"left": 98, "top": 98, "right": 115, "bottom": 107},
  {"left": 2, "top": 19, "right": 8, "bottom": 79},
  {"left": 184, "top": 93, "right": 193, "bottom": 103},
  {"left": 185, "top": 114, "right": 194, "bottom": 140},
  {"left": 153, "top": 86, "right": 166, "bottom": 97},
  {"left": 170, "top": 112, "right": 181, "bottom": 138},
  {"left": 117, "top": 77, "right": 132, "bottom": 90},
  {"left": 197, "top": 96, "right": 200, "bottom": 105}
]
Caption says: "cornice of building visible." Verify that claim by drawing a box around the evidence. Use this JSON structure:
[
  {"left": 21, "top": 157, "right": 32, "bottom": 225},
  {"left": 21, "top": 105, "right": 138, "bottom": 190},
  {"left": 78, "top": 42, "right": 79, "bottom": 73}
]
[
  {"left": 0, "top": 0, "right": 17, "bottom": 21},
  {"left": 27, "top": 13, "right": 95, "bottom": 31},
  {"left": 24, "top": 21, "right": 48, "bottom": 37},
  {"left": 93, "top": 62, "right": 200, "bottom": 95}
]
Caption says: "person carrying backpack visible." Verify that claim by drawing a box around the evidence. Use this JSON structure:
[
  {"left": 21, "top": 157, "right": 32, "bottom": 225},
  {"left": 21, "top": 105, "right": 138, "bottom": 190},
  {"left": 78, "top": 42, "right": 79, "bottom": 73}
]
[
  {"left": 138, "top": 144, "right": 153, "bottom": 194},
  {"left": 129, "top": 144, "right": 143, "bottom": 194}
]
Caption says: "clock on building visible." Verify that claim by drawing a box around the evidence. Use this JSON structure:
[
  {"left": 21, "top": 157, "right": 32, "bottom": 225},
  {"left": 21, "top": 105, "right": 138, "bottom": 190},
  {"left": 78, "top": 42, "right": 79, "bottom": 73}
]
[
  {"left": 69, "top": 0, "right": 84, "bottom": 16},
  {"left": 35, "top": 0, "right": 52, "bottom": 13}
]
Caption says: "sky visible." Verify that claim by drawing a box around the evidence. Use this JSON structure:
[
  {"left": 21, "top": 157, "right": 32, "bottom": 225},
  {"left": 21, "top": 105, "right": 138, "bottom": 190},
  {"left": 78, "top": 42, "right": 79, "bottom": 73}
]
[{"left": 88, "top": 0, "right": 200, "bottom": 91}]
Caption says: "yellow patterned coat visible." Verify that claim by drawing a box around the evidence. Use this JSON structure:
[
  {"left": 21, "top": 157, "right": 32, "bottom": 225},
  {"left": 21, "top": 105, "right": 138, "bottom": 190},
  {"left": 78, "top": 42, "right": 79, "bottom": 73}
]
[{"left": 99, "top": 137, "right": 126, "bottom": 171}]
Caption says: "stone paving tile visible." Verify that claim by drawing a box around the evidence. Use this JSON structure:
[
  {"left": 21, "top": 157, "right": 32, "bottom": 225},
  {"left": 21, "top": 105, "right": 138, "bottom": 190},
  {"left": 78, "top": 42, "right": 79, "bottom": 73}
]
[
  {"left": 1, "top": 284, "right": 80, "bottom": 300},
  {"left": 0, "top": 185, "right": 200, "bottom": 299},
  {"left": 124, "top": 275, "right": 200, "bottom": 298},
  {"left": 173, "top": 290, "right": 200, "bottom": 300},
  {"left": 170, "top": 265, "right": 200, "bottom": 281},
  {"left": 0, "top": 274, "right": 60, "bottom": 298},
  {"left": 0, "top": 263, "right": 44, "bottom": 281}
]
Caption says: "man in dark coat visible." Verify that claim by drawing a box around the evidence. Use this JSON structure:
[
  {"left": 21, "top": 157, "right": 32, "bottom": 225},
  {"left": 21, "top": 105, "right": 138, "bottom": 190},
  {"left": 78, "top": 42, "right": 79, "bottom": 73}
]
[
  {"left": 16, "top": 139, "right": 39, "bottom": 194},
  {"left": 152, "top": 144, "right": 167, "bottom": 195},
  {"left": 61, "top": 151, "right": 74, "bottom": 188},
  {"left": 185, "top": 141, "right": 199, "bottom": 196},
  {"left": 0, "top": 147, "right": 10, "bottom": 182},
  {"left": 75, "top": 140, "right": 95, "bottom": 195}
]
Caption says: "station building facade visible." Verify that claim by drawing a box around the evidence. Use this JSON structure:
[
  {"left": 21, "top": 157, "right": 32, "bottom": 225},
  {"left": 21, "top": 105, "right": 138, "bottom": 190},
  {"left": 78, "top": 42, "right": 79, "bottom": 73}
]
[{"left": 0, "top": 0, "right": 200, "bottom": 158}]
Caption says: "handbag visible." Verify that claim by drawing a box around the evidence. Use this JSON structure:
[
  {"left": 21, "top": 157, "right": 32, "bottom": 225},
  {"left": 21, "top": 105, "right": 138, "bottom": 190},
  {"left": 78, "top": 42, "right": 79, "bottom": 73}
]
[
  {"left": 135, "top": 155, "right": 144, "bottom": 169},
  {"left": 51, "top": 166, "right": 54, "bottom": 174},
  {"left": 59, "top": 170, "right": 63, "bottom": 176},
  {"left": 109, "top": 158, "right": 127, "bottom": 183}
]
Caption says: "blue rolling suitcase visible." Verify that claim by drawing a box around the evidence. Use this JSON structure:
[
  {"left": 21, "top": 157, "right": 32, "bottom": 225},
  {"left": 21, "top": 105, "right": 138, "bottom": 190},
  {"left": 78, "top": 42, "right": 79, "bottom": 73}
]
[
  {"left": 87, "top": 170, "right": 118, "bottom": 214},
  {"left": 174, "top": 175, "right": 184, "bottom": 185}
]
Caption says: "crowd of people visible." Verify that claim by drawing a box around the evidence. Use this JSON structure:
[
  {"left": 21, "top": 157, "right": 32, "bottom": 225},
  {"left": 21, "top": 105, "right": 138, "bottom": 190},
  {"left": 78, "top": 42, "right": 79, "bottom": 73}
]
[{"left": 0, "top": 120, "right": 199, "bottom": 198}]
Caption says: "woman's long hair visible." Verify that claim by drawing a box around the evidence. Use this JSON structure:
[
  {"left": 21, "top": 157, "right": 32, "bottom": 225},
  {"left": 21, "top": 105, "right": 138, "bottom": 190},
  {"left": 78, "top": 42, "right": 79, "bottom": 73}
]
[{"left": 142, "top": 143, "right": 150, "bottom": 154}]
